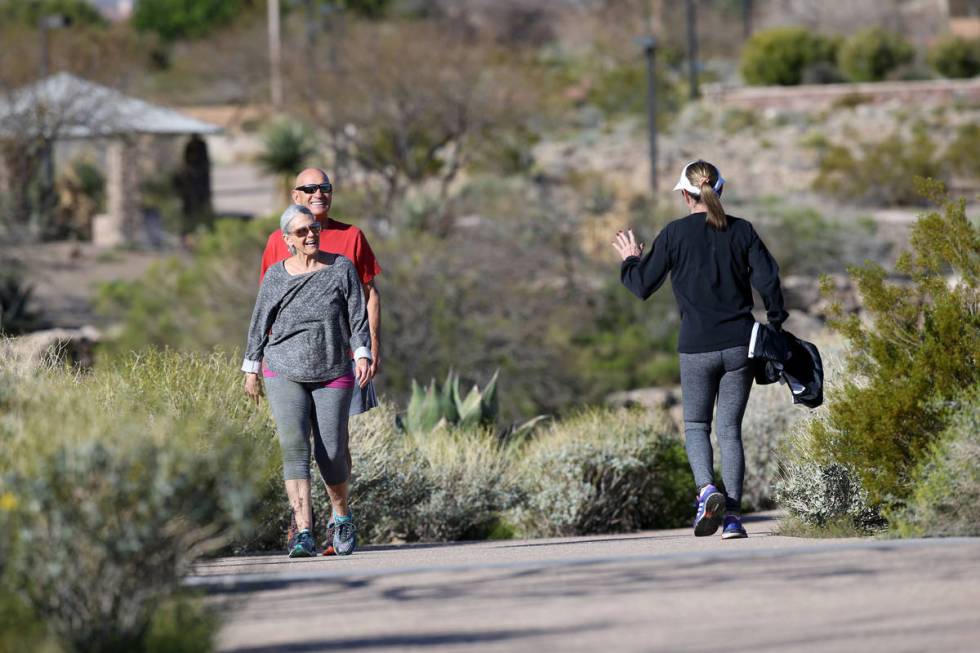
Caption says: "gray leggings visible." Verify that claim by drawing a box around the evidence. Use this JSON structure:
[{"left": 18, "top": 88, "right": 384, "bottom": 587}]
[
  {"left": 264, "top": 375, "right": 354, "bottom": 484},
  {"left": 679, "top": 345, "right": 753, "bottom": 512}
]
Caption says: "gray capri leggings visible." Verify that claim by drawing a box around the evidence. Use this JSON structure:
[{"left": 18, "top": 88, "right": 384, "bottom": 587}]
[
  {"left": 264, "top": 375, "right": 354, "bottom": 484},
  {"left": 679, "top": 345, "right": 753, "bottom": 513}
]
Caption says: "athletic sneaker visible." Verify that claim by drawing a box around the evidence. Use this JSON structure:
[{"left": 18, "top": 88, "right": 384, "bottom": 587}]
[
  {"left": 721, "top": 515, "right": 748, "bottom": 540},
  {"left": 288, "top": 528, "right": 316, "bottom": 558},
  {"left": 332, "top": 515, "right": 357, "bottom": 556},
  {"left": 286, "top": 505, "right": 318, "bottom": 552},
  {"left": 693, "top": 484, "right": 725, "bottom": 537},
  {"left": 322, "top": 518, "right": 336, "bottom": 557}
]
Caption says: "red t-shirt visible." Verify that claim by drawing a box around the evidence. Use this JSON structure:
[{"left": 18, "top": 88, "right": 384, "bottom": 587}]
[{"left": 260, "top": 217, "right": 381, "bottom": 284}]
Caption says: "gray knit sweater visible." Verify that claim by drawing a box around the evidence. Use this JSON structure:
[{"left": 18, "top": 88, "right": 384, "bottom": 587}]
[{"left": 242, "top": 254, "right": 370, "bottom": 382}]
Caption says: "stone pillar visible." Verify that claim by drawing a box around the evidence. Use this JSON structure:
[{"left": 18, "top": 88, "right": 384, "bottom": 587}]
[{"left": 93, "top": 137, "right": 139, "bottom": 247}]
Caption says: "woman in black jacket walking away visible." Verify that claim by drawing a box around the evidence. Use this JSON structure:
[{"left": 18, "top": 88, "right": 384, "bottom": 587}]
[{"left": 612, "top": 160, "right": 788, "bottom": 539}]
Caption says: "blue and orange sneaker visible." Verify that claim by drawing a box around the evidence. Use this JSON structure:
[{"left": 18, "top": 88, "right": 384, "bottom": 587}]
[
  {"left": 321, "top": 518, "right": 336, "bottom": 556},
  {"left": 721, "top": 514, "right": 748, "bottom": 540},
  {"left": 693, "top": 484, "right": 725, "bottom": 537}
]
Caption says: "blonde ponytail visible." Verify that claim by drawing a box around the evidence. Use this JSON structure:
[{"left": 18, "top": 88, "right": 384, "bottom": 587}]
[{"left": 685, "top": 160, "right": 728, "bottom": 230}]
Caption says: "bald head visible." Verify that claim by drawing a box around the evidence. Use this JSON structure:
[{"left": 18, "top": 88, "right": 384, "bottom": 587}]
[{"left": 291, "top": 168, "right": 333, "bottom": 219}]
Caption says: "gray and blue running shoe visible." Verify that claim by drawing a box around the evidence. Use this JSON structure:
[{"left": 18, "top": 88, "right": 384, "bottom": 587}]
[
  {"left": 721, "top": 514, "right": 748, "bottom": 539},
  {"left": 332, "top": 516, "right": 357, "bottom": 556},
  {"left": 693, "top": 484, "right": 725, "bottom": 537},
  {"left": 288, "top": 528, "right": 316, "bottom": 558}
]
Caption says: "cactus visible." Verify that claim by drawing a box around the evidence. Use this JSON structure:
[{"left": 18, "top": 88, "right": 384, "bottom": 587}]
[{"left": 405, "top": 369, "right": 499, "bottom": 434}]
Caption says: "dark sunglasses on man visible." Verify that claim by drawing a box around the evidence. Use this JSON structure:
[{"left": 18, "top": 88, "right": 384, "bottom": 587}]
[{"left": 294, "top": 182, "right": 333, "bottom": 195}]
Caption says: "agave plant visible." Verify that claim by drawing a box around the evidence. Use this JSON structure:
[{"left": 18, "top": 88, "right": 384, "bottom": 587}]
[{"left": 404, "top": 369, "right": 498, "bottom": 435}]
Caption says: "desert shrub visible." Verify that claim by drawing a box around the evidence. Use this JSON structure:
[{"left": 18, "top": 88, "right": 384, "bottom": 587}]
[
  {"left": 945, "top": 123, "right": 980, "bottom": 180},
  {"left": 720, "top": 108, "right": 761, "bottom": 133},
  {"left": 928, "top": 35, "right": 980, "bottom": 79},
  {"left": 97, "top": 216, "right": 275, "bottom": 356},
  {"left": 801, "top": 182, "right": 979, "bottom": 512},
  {"left": 410, "top": 427, "right": 522, "bottom": 541},
  {"left": 0, "top": 588, "right": 56, "bottom": 653},
  {"left": 247, "top": 400, "right": 520, "bottom": 546},
  {"left": 755, "top": 204, "right": 887, "bottom": 276},
  {"left": 891, "top": 384, "right": 980, "bottom": 537},
  {"left": 740, "top": 27, "right": 838, "bottom": 86},
  {"left": 572, "top": 279, "right": 681, "bottom": 399},
  {"left": 812, "top": 130, "right": 943, "bottom": 206},
  {"left": 838, "top": 28, "right": 915, "bottom": 82},
  {"left": 740, "top": 382, "right": 808, "bottom": 511},
  {"left": 0, "top": 0, "right": 106, "bottom": 27},
  {"left": 344, "top": 401, "right": 430, "bottom": 544},
  {"left": 775, "top": 460, "right": 883, "bottom": 532},
  {"left": 0, "top": 350, "right": 268, "bottom": 652},
  {"left": 800, "top": 60, "right": 846, "bottom": 85},
  {"left": 511, "top": 408, "right": 690, "bottom": 537}
]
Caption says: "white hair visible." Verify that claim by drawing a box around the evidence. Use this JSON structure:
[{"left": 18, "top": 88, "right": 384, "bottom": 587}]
[{"left": 279, "top": 204, "right": 315, "bottom": 235}]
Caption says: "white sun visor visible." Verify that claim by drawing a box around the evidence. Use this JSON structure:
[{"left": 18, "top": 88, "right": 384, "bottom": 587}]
[{"left": 672, "top": 160, "right": 725, "bottom": 195}]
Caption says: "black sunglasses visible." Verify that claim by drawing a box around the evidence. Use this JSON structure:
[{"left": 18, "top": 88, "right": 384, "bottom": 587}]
[
  {"left": 294, "top": 182, "right": 333, "bottom": 195},
  {"left": 291, "top": 223, "right": 322, "bottom": 238}
]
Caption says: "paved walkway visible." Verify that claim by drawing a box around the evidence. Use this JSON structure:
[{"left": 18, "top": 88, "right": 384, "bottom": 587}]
[{"left": 189, "top": 515, "right": 980, "bottom": 652}]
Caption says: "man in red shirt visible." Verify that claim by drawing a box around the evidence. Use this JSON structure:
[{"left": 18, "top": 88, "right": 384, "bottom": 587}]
[{"left": 260, "top": 167, "right": 382, "bottom": 552}]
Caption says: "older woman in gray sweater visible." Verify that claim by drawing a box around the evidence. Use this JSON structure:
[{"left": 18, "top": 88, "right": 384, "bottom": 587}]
[{"left": 243, "top": 204, "right": 373, "bottom": 558}]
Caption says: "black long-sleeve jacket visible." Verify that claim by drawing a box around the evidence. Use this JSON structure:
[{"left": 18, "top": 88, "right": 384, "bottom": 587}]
[{"left": 621, "top": 212, "right": 789, "bottom": 354}]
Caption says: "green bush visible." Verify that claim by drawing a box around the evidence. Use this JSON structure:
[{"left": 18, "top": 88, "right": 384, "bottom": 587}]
[
  {"left": 132, "top": 0, "right": 246, "bottom": 41},
  {"left": 0, "top": 0, "right": 107, "bottom": 28},
  {"left": 740, "top": 27, "right": 838, "bottom": 86},
  {"left": 838, "top": 28, "right": 916, "bottom": 82},
  {"left": 511, "top": 408, "right": 690, "bottom": 537},
  {"left": 572, "top": 279, "right": 680, "bottom": 398},
  {"left": 928, "top": 35, "right": 980, "bottom": 79},
  {"left": 799, "top": 181, "right": 979, "bottom": 513},
  {"left": 945, "top": 123, "right": 980, "bottom": 180},
  {"left": 755, "top": 204, "right": 887, "bottom": 276},
  {"left": 409, "top": 427, "right": 523, "bottom": 541},
  {"left": 244, "top": 400, "right": 521, "bottom": 547},
  {"left": 892, "top": 384, "right": 980, "bottom": 537},
  {"left": 812, "top": 130, "right": 944, "bottom": 206},
  {"left": 97, "top": 216, "right": 275, "bottom": 356},
  {"left": 343, "top": 401, "right": 432, "bottom": 544},
  {"left": 0, "top": 350, "right": 268, "bottom": 652}
]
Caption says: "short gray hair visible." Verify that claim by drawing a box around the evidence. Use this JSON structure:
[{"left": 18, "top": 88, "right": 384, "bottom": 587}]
[{"left": 280, "top": 204, "right": 315, "bottom": 234}]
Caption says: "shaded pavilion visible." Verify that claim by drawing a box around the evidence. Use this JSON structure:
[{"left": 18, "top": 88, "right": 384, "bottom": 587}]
[{"left": 0, "top": 72, "right": 221, "bottom": 245}]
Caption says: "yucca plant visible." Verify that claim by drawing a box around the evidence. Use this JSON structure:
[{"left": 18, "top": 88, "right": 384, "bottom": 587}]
[
  {"left": 256, "top": 119, "right": 317, "bottom": 197},
  {"left": 404, "top": 369, "right": 498, "bottom": 434}
]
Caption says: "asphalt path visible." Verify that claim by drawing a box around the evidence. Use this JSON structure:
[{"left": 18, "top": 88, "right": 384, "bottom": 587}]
[{"left": 189, "top": 514, "right": 980, "bottom": 652}]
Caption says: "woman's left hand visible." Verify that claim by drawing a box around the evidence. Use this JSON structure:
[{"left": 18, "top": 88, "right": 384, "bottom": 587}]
[
  {"left": 612, "top": 228, "right": 644, "bottom": 261},
  {"left": 355, "top": 357, "right": 373, "bottom": 389}
]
